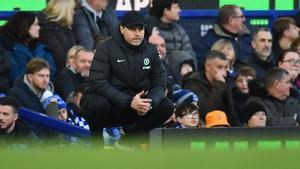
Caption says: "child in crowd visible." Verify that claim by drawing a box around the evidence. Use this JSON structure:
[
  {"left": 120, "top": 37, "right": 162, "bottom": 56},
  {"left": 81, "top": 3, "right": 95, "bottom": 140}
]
[
  {"left": 164, "top": 86, "right": 199, "bottom": 127},
  {"left": 205, "top": 110, "right": 230, "bottom": 128},
  {"left": 243, "top": 102, "right": 267, "bottom": 127},
  {"left": 232, "top": 66, "right": 256, "bottom": 125},
  {"left": 174, "top": 104, "right": 201, "bottom": 128},
  {"left": 41, "top": 91, "right": 90, "bottom": 130}
]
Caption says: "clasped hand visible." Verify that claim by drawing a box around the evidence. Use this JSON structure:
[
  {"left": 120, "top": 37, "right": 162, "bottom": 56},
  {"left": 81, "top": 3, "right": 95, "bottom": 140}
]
[{"left": 130, "top": 90, "right": 152, "bottom": 116}]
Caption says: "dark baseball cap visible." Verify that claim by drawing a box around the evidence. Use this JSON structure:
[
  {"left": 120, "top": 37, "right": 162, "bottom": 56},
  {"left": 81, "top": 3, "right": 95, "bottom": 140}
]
[{"left": 121, "top": 11, "right": 145, "bottom": 28}]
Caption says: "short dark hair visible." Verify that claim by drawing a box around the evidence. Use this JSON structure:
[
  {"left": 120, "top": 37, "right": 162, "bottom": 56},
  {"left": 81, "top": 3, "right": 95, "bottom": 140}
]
[
  {"left": 278, "top": 49, "right": 299, "bottom": 63},
  {"left": 218, "top": 4, "right": 240, "bottom": 25},
  {"left": 291, "top": 38, "right": 300, "bottom": 50},
  {"left": 264, "top": 67, "right": 289, "bottom": 89},
  {"left": 0, "top": 96, "right": 21, "bottom": 114},
  {"left": 149, "top": 0, "right": 179, "bottom": 18},
  {"left": 175, "top": 103, "right": 199, "bottom": 118},
  {"left": 0, "top": 11, "right": 36, "bottom": 43},
  {"left": 272, "top": 17, "right": 296, "bottom": 40},
  {"left": 26, "top": 59, "right": 50, "bottom": 74},
  {"left": 252, "top": 27, "right": 272, "bottom": 41},
  {"left": 236, "top": 66, "right": 256, "bottom": 79},
  {"left": 204, "top": 50, "right": 227, "bottom": 64}
]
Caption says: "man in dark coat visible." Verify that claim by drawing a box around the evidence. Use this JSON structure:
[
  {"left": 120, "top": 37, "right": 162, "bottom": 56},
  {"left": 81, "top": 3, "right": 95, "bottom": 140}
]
[
  {"left": 72, "top": 0, "right": 119, "bottom": 50},
  {"left": 55, "top": 48, "right": 93, "bottom": 100},
  {"left": 245, "top": 68, "right": 300, "bottom": 126},
  {"left": 8, "top": 59, "right": 51, "bottom": 115},
  {"left": 182, "top": 50, "right": 240, "bottom": 126},
  {"left": 81, "top": 11, "right": 173, "bottom": 136},
  {"left": 0, "top": 96, "right": 38, "bottom": 147},
  {"left": 144, "top": 0, "right": 197, "bottom": 73},
  {"left": 246, "top": 27, "right": 275, "bottom": 80}
]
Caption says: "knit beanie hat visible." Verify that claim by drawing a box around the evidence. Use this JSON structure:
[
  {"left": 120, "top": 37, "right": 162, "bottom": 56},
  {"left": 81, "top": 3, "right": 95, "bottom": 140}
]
[
  {"left": 43, "top": 94, "right": 67, "bottom": 110},
  {"left": 205, "top": 110, "right": 230, "bottom": 128},
  {"left": 172, "top": 87, "right": 199, "bottom": 107},
  {"left": 244, "top": 102, "right": 266, "bottom": 123}
]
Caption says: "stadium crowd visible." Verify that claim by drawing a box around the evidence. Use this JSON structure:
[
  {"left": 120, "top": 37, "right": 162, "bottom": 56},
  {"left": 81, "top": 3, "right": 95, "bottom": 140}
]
[{"left": 1, "top": 0, "right": 300, "bottom": 149}]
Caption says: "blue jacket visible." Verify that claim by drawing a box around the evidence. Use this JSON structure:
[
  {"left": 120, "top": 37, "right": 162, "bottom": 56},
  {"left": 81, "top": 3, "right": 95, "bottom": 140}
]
[
  {"left": 9, "top": 43, "right": 56, "bottom": 81},
  {"left": 196, "top": 24, "right": 253, "bottom": 69}
]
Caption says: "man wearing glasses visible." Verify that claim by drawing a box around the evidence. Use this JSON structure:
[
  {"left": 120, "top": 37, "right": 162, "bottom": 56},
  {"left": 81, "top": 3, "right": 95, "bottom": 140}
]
[{"left": 197, "top": 4, "right": 252, "bottom": 69}]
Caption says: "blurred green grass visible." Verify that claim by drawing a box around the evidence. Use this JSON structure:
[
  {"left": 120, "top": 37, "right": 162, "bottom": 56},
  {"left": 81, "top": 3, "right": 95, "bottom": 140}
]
[{"left": 1, "top": 146, "right": 299, "bottom": 169}]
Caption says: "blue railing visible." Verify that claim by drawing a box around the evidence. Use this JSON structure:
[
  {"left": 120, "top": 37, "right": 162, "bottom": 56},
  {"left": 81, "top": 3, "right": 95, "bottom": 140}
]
[{"left": 19, "top": 107, "right": 91, "bottom": 138}]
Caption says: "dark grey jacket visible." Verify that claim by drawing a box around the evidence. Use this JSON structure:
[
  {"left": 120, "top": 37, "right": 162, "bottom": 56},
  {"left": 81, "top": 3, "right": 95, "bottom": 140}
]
[
  {"left": 72, "top": 6, "right": 119, "bottom": 50},
  {"left": 144, "top": 13, "right": 197, "bottom": 73},
  {"left": 84, "top": 27, "right": 166, "bottom": 109},
  {"left": 246, "top": 96, "right": 300, "bottom": 126}
]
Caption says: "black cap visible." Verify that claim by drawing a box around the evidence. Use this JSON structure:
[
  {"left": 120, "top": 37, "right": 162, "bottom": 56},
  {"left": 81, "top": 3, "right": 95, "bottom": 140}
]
[{"left": 121, "top": 11, "right": 145, "bottom": 28}]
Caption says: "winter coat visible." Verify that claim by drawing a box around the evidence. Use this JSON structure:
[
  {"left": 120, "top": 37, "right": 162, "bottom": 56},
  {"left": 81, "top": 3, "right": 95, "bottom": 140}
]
[
  {"left": 84, "top": 27, "right": 166, "bottom": 109},
  {"left": 54, "top": 67, "right": 86, "bottom": 101},
  {"left": 38, "top": 13, "right": 76, "bottom": 72},
  {"left": 182, "top": 71, "right": 240, "bottom": 126},
  {"left": 246, "top": 95, "right": 300, "bottom": 126},
  {"left": 0, "top": 46, "right": 11, "bottom": 93},
  {"left": 0, "top": 119, "right": 39, "bottom": 147},
  {"left": 144, "top": 13, "right": 197, "bottom": 73},
  {"left": 196, "top": 24, "right": 252, "bottom": 69},
  {"left": 246, "top": 51, "right": 276, "bottom": 80},
  {"left": 72, "top": 6, "right": 119, "bottom": 50}
]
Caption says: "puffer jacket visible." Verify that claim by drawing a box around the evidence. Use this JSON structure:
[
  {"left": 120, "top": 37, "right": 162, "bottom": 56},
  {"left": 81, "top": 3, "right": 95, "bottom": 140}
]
[
  {"left": 84, "top": 27, "right": 166, "bottom": 109},
  {"left": 144, "top": 13, "right": 197, "bottom": 73}
]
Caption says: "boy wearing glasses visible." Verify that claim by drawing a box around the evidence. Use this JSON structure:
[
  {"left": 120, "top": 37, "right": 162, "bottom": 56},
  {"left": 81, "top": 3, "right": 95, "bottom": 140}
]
[{"left": 174, "top": 104, "right": 201, "bottom": 128}]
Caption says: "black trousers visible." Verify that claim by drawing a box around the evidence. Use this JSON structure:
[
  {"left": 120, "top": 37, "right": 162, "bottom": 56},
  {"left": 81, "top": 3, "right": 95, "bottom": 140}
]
[{"left": 81, "top": 94, "right": 174, "bottom": 135}]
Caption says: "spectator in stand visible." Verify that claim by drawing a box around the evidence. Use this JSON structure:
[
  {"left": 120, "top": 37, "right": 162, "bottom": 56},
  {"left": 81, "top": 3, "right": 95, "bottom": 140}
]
[
  {"left": 211, "top": 39, "right": 236, "bottom": 74},
  {"left": 38, "top": 0, "right": 76, "bottom": 72},
  {"left": 182, "top": 50, "right": 240, "bottom": 126},
  {"left": 174, "top": 104, "right": 201, "bottom": 128},
  {"left": 272, "top": 17, "right": 299, "bottom": 62},
  {"left": 73, "top": 0, "right": 119, "bottom": 50},
  {"left": 245, "top": 67, "right": 300, "bottom": 126},
  {"left": 54, "top": 47, "right": 93, "bottom": 100},
  {"left": 247, "top": 27, "right": 275, "bottom": 79},
  {"left": 0, "top": 46, "right": 11, "bottom": 94},
  {"left": 232, "top": 66, "right": 256, "bottom": 125},
  {"left": 145, "top": 0, "right": 197, "bottom": 74},
  {"left": 278, "top": 49, "right": 300, "bottom": 100},
  {"left": 8, "top": 59, "right": 52, "bottom": 115},
  {"left": 0, "top": 96, "right": 38, "bottom": 147},
  {"left": 66, "top": 45, "right": 85, "bottom": 68},
  {"left": 291, "top": 37, "right": 300, "bottom": 54},
  {"left": 243, "top": 102, "right": 266, "bottom": 127},
  {"left": 0, "top": 11, "right": 56, "bottom": 82},
  {"left": 197, "top": 4, "right": 252, "bottom": 69},
  {"left": 7, "top": 59, "right": 56, "bottom": 137},
  {"left": 205, "top": 110, "right": 230, "bottom": 128},
  {"left": 148, "top": 33, "right": 177, "bottom": 97}
]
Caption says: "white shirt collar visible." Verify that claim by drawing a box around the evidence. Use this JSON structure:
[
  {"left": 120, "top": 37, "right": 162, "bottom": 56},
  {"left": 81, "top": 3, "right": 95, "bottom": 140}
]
[{"left": 81, "top": 0, "right": 103, "bottom": 21}]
